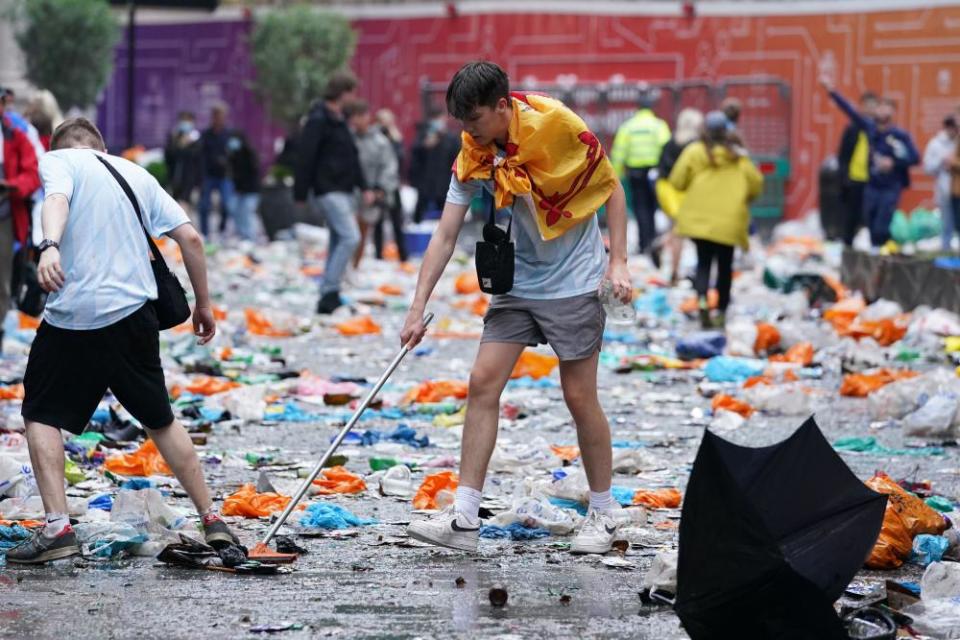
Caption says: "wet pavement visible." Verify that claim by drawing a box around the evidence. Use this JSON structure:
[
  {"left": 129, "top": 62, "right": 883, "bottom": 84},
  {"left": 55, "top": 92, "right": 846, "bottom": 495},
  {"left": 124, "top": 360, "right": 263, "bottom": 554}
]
[{"left": 1, "top": 225, "right": 958, "bottom": 639}]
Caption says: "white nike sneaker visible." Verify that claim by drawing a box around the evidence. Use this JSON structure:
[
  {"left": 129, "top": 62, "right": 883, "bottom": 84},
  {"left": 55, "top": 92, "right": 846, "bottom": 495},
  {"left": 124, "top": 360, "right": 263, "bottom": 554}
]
[
  {"left": 570, "top": 510, "right": 621, "bottom": 554},
  {"left": 407, "top": 506, "right": 480, "bottom": 552}
]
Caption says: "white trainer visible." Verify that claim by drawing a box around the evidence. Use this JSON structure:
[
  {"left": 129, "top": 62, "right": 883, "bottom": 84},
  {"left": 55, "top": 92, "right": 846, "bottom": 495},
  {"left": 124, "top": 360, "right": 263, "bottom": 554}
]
[
  {"left": 407, "top": 506, "right": 480, "bottom": 552},
  {"left": 570, "top": 510, "right": 621, "bottom": 554}
]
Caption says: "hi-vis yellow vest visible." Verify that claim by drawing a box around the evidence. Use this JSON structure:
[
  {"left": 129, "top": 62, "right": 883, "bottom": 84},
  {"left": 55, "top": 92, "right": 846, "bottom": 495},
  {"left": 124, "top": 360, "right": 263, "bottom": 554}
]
[{"left": 611, "top": 109, "right": 671, "bottom": 175}]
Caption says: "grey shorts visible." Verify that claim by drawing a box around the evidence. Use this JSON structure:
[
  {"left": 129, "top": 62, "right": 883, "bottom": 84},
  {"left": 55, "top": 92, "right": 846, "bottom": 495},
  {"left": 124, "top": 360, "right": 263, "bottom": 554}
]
[{"left": 481, "top": 292, "right": 605, "bottom": 361}]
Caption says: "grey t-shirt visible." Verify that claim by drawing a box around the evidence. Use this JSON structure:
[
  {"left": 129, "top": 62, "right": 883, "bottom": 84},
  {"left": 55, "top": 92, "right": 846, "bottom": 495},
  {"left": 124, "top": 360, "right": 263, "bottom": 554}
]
[{"left": 446, "top": 171, "right": 607, "bottom": 300}]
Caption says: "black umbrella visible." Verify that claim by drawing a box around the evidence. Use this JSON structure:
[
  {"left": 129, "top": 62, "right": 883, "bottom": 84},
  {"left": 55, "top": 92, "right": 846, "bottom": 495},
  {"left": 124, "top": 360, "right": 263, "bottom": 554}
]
[{"left": 675, "top": 416, "right": 887, "bottom": 640}]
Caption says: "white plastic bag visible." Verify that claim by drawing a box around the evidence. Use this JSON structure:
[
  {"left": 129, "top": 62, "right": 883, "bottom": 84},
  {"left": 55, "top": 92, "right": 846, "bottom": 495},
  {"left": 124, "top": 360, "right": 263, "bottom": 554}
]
[
  {"left": 724, "top": 319, "right": 757, "bottom": 358},
  {"left": 220, "top": 384, "right": 268, "bottom": 422},
  {"left": 111, "top": 488, "right": 190, "bottom": 540},
  {"left": 612, "top": 448, "right": 667, "bottom": 473},
  {"left": 489, "top": 496, "right": 579, "bottom": 535},
  {"left": 860, "top": 298, "right": 903, "bottom": 322},
  {"left": 902, "top": 599, "right": 960, "bottom": 639},
  {"left": 903, "top": 394, "right": 960, "bottom": 438},
  {"left": 743, "top": 383, "right": 813, "bottom": 415},
  {"left": 0, "top": 454, "right": 33, "bottom": 498},
  {"left": 641, "top": 550, "right": 678, "bottom": 592},
  {"left": 921, "top": 561, "right": 960, "bottom": 600}
]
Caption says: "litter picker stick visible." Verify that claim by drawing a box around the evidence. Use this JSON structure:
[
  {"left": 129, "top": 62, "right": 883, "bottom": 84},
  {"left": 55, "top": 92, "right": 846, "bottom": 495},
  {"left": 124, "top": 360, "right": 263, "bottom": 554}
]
[{"left": 258, "top": 312, "right": 434, "bottom": 547}]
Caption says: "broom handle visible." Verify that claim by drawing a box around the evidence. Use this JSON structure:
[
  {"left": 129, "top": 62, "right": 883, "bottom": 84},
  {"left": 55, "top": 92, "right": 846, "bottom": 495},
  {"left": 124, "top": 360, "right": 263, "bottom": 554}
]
[{"left": 259, "top": 311, "right": 435, "bottom": 546}]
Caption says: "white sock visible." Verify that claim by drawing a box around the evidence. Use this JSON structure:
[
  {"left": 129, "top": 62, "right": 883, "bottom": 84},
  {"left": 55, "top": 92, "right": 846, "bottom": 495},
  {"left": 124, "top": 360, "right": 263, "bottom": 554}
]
[
  {"left": 454, "top": 486, "right": 482, "bottom": 522},
  {"left": 589, "top": 490, "right": 616, "bottom": 513},
  {"left": 43, "top": 513, "right": 70, "bottom": 538}
]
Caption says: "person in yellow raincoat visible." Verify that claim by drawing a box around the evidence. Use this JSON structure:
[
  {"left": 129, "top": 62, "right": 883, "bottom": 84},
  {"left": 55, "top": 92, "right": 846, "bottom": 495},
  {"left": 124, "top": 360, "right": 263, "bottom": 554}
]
[{"left": 669, "top": 110, "right": 763, "bottom": 329}]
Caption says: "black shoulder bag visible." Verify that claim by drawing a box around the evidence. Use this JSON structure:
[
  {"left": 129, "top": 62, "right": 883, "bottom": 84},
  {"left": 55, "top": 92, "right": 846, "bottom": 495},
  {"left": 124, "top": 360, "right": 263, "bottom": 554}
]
[
  {"left": 96, "top": 155, "right": 191, "bottom": 330},
  {"left": 475, "top": 183, "right": 514, "bottom": 295}
]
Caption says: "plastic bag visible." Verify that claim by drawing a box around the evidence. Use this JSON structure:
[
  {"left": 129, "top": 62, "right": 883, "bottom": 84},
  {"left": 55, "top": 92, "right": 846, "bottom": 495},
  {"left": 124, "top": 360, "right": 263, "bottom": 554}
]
[
  {"left": 676, "top": 332, "right": 726, "bottom": 360},
  {"left": 865, "top": 501, "right": 913, "bottom": 569},
  {"left": 0, "top": 454, "right": 33, "bottom": 498},
  {"left": 525, "top": 468, "right": 590, "bottom": 504},
  {"left": 754, "top": 322, "right": 781, "bottom": 354},
  {"left": 743, "top": 383, "right": 813, "bottom": 416},
  {"left": 183, "top": 376, "right": 242, "bottom": 396},
  {"left": 454, "top": 271, "right": 480, "bottom": 295},
  {"left": 220, "top": 384, "right": 268, "bottom": 422},
  {"left": 511, "top": 350, "right": 559, "bottom": 380},
  {"left": 489, "top": 496, "right": 579, "bottom": 534},
  {"left": 222, "top": 483, "right": 292, "bottom": 518},
  {"left": 840, "top": 369, "right": 919, "bottom": 397},
  {"left": 403, "top": 380, "right": 468, "bottom": 404},
  {"left": 911, "top": 534, "right": 951, "bottom": 567},
  {"left": 703, "top": 356, "right": 766, "bottom": 383},
  {"left": 245, "top": 308, "right": 294, "bottom": 337},
  {"left": 111, "top": 488, "right": 188, "bottom": 535},
  {"left": 769, "top": 342, "right": 814, "bottom": 366},
  {"left": 74, "top": 522, "right": 149, "bottom": 559},
  {"left": 711, "top": 394, "right": 755, "bottom": 418},
  {"left": 641, "top": 550, "right": 678, "bottom": 592},
  {"left": 632, "top": 488, "right": 682, "bottom": 509},
  {"left": 611, "top": 448, "right": 667, "bottom": 474},
  {"left": 710, "top": 409, "right": 747, "bottom": 431},
  {"left": 103, "top": 440, "right": 173, "bottom": 476},
  {"left": 297, "top": 502, "right": 376, "bottom": 530},
  {"left": 921, "top": 561, "right": 960, "bottom": 599},
  {"left": 0, "top": 495, "right": 87, "bottom": 520},
  {"left": 335, "top": 315, "right": 382, "bottom": 336},
  {"left": 412, "top": 470, "right": 459, "bottom": 510},
  {"left": 866, "top": 472, "right": 948, "bottom": 537},
  {"left": 902, "top": 598, "right": 960, "bottom": 639},
  {"left": 903, "top": 394, "right": 959, "bottom": 438},
  {"left": 311, "top": 466, "right": 367, "bottom": 495}
]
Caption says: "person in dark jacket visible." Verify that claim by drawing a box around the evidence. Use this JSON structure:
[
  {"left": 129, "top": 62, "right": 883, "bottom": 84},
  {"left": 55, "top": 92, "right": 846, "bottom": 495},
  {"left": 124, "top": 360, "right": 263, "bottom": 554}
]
[
  {"left": 294, "top": 70, "right": 373, "bottom": 314},
  {"left": 164, "top": 111, "right": 202, "bottom": 211},
  {"left": 821, "top": 76, "right": 919, "bottom": 248},
  {"left": 835, "top": 92, "right": 878, "bottom": 246},
  {"left": 197, "top": 103, "right": 234, "bottom": 238},
  {"left": 410, "top": 108, "right": 460, "bottom": 223},
  {"left": 227, "top": 131, "right": 260, "bottom": 243}
]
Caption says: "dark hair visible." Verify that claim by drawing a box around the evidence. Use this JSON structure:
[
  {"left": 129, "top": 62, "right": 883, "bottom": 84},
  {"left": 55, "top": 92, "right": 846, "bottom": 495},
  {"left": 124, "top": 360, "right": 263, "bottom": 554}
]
[
  {"left": 445, "top": 61, "right": 509, "bottom": 120},
  {"left": 343, "top": 99, "right": 369, "bottom": 120},
  {"left": 323, "top": 70, "right": 358, "bottom": 102},
  {"left": 945, "top": 115, "right": 958, "bottom": 129},
  {"left": 50, "top": 117, "right": 106, "bottom": 151},
  {"left": 860, "top": 91, "right": 879, "bottom": 104},
  {"left": 720, "top": 97, "right": 742, "bottom": 125}
]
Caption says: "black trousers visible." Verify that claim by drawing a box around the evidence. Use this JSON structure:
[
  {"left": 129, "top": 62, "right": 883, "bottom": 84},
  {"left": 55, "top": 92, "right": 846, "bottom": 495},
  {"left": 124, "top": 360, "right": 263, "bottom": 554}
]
[
  {"left": 628, "top": 168, "right": 658, "bottom": 253},
  {"left": 840, "top": 180, "right": 866, "bottom": 246},
  {"left": 693, "top": 239, "right": 735, "bottom": 312},
  {"left": 374, "top": 192, "right": 409, "bottom": 262}
]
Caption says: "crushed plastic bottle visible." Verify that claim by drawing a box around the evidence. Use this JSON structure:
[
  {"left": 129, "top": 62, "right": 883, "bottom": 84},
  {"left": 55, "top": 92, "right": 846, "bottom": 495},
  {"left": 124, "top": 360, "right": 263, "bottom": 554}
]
[{"left": 599, "top": 279, "right": 636, "bottom": 325}]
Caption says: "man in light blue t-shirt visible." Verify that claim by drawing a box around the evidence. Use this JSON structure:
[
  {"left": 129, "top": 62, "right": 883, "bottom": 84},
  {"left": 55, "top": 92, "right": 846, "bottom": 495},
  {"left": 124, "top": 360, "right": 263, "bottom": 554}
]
[
  {"left": 401, "top": 62, "right": 633, "bottom": 555},
  {"left": 7, "top": 118, "right": 239, "bottom": 564}
]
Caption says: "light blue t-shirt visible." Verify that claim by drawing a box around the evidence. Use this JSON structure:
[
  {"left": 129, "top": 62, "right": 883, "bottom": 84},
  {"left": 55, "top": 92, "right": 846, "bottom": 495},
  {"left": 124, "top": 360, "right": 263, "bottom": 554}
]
[
  {"left": 446, "top": 173, "right": 607, "bottom": 300},
  {"left": 39, "top": 149, "right": 191, "bottom": 330}
]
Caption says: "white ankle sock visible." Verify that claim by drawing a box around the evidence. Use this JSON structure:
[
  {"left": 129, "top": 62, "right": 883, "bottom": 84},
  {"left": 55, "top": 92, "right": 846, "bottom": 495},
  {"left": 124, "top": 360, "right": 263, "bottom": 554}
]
[
  {"left": 588, "top": 490, "right": 615, "bottom": 513},
  {"left": 43, "top": 513, "right": 70, "bottom": 537},
  {"left": 454, "top": 486, "right": 482, "bottom": 522}
]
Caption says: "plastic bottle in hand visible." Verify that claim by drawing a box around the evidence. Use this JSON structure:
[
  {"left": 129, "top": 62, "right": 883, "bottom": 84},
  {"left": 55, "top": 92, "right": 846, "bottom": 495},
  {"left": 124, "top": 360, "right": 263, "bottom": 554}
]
[{"left": 599, "top": 279, "right": 636, "bottom": 325}]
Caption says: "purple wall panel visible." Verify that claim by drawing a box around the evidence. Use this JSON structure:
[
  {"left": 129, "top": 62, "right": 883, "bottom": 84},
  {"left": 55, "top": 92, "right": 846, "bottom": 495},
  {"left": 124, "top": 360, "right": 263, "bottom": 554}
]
[{"left": 96, "top": 18, "right": 284, "bottom": 165}]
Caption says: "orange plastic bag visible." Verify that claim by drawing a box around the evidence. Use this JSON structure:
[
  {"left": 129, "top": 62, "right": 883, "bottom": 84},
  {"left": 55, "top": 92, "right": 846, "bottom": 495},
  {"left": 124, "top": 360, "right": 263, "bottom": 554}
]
[
  {"left": 455, "top": 272, "right": 480, "bottom": 295},
  {"left": 550, "top": 445, "right": 580, "bottom": 462},
  {"left": 865, "top": 501, "right": 914, "bottom": 569},
  {"left": 633, "top": 488, "right": 683, "bottom": 509},
  {"left": 0, "top": 384, "right": 24, "bottom": 400},
  {"left": 743, "top": 375, "right": 773, "bottom": 389},
  {"left": 403, "top": 380, "right": 469, "bottom": 404},
  {"left": 104, "top": 440, "right": 172, "bottom": 476},
  {"left": 245, "top": 308, "right": 293, "bottom": 337},
  {"left": 754, "top": 322, "right": 781, "bottom": 354},
  {"left": 222, "top": 483, "right": 292, "bottom": 518},
  {"left": 511, "top": 350, "right": 560, "bottom": 380},
  {"left": 711, "top": 394, "right": 755, "bottom": 418},
  {"left": 185, "top": 376, "right": 242, "bottom": 396},
  {"left": 378, "top": 284, "right": 404, "bottom": 296},
  {"left": 336, "top": 316, "right": 382, "bottom": 336},
  {"left": 842, "top": 318, "right": 909, "bottom": 347},
  {"left": 413, "top": 470, "right": 459, "bottom": 510},
  {"left": 770, "top": 343, "right": 814, "bottom": 366},
  {"left": 839, "top": 369, "right": 918, "bottom": 397},
  {"left": 453, "top": 295, "right": 490, "bottom": 317},
  {"left": 865, "top": 472, "right": 948, "bottom": 537},
  {"left": 18, "top": 312, "right": 40, "bottom": 330},
  {"left": 823, "top": 297, "right": 866, "bottom": 332},
  {"left": 311, "top": 466, "right": 367, "bottom": 495}
]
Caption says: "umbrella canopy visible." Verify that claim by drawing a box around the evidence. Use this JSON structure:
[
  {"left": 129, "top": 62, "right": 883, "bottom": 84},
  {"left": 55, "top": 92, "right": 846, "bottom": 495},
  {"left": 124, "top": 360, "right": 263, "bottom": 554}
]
[{"left": 675, "top": 416, "right": 887, "bottom": 639}]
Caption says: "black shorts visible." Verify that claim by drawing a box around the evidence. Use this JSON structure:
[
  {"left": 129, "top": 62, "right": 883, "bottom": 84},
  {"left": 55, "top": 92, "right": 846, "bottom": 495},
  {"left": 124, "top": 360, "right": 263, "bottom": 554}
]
[{"left": 22, "top": 303, "right": 175, "bottom": 435}]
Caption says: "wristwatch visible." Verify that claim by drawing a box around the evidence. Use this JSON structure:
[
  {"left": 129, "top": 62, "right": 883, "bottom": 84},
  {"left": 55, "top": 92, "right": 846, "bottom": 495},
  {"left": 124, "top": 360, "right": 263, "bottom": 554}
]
[{"left": 37, "top": 239, "right": 60, "bottom": 253}]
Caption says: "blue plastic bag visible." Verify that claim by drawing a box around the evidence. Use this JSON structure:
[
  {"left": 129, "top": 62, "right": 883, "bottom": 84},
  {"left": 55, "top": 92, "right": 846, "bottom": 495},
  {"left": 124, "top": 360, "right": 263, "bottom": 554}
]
[
  {"left": 676, "top": 332, "right": 726, "bottom": 360},
  {"left": 910, "top": 534, "right": 950, "bottom": 567},
  {"left": 704, "top": 356, "right": 766, "bottom": 382},
  {"left": 298, "top": 503, "right": 377, "bottom": 530},
  {"left": 479, "top": 523, "right": 551, "bottom": 540}
]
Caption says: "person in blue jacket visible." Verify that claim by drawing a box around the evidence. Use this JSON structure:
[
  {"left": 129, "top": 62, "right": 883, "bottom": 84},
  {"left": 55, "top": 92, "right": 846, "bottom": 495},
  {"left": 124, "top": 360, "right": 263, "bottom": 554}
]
[{"left": 820, "top": 75, "right": 920, "bottom": 247}]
